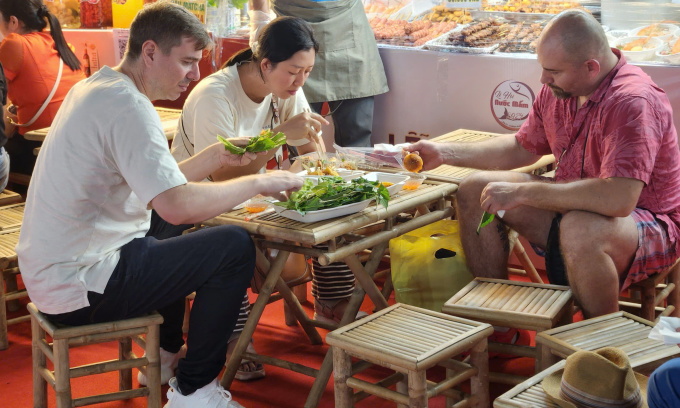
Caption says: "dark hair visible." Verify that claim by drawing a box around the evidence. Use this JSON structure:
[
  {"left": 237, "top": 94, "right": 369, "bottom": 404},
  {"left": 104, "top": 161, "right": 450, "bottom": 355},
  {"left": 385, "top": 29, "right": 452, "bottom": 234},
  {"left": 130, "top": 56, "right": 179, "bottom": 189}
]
[
  {"left": 224, "top": 16, "right": 319, "bottom": 71},
  {"left": 127, "top": 1, "right": 212, "bottom": 60},
  {"left": 0, "top": 0, "right": 80, "bottom": 71}
]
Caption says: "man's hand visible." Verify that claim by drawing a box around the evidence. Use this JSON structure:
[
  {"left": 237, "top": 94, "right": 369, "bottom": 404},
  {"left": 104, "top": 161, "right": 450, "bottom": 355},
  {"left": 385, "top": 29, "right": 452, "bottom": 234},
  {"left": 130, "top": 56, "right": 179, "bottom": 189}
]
[
  {"left": 480, "top": 181, "right": 524, "bottom": 214},
  {"left": 214, "top": 139, "right": 259, "bottom": 167},
  {"left": 403, "top": 140, "right": 446, "bottom": 171},
  {"left": 257, "top": 171, "right": 304, "bottom": 201}
]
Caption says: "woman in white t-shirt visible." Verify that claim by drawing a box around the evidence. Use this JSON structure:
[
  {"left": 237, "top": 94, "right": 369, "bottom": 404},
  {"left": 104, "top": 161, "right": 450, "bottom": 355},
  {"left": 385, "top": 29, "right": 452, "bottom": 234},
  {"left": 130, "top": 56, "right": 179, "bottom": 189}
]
[{"left": 172, "top": 17, "right": 342, "bottom": 382}]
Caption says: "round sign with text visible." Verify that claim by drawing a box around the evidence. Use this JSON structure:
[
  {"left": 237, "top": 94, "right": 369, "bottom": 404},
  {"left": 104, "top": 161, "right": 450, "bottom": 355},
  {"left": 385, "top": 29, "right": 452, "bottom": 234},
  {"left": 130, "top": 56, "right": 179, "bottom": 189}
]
[{"left": 490, "top": 80, "right": 535, "bottom": 131}]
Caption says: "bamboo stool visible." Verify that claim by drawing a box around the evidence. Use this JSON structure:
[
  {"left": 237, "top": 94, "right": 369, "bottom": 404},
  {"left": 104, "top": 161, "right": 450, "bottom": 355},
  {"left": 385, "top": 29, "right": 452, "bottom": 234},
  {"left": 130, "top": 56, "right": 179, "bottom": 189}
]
[
  {"left": 326, "top": 303, "right": 493, "bottom": 408},
  {"left": 492, "top": 360, "right": 564, "bottom": 408},
  {"left": 0, "top": 203, "right": 24, "bottom": 231},
  {"left": 28, "top": 303, "right": 163, "bottom": 408},
  {"left": 535, "top": 311, "right": 680, "bottom": 374},
  {"left": 442, "top": 278, "right": 573, "bottom": 384},
  {"left": 619, "top": 258, "right": 680, "bottom": 322},
  {"left": 0, "top": 189, "right": 22, "bottom": 206},
  {"left": 0, "top": 228, "right": 27, "bottom": 350}
]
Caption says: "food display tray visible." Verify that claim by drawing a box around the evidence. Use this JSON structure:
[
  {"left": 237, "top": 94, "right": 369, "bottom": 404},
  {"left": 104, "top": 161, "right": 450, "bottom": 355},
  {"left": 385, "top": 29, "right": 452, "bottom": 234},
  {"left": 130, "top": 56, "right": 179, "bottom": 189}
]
[
  {"left": 470, "top": 9, "right": 552, "bottom": 23},
  {"left": 423, "top": 26, "right": 499, "bottom": 54}
]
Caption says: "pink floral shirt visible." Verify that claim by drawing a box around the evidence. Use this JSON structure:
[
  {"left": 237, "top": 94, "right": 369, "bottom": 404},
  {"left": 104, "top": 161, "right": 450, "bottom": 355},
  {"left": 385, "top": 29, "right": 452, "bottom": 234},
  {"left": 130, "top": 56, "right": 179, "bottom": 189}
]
[{"left": 516, "top": 49, "right": 680, "bottom": 240}]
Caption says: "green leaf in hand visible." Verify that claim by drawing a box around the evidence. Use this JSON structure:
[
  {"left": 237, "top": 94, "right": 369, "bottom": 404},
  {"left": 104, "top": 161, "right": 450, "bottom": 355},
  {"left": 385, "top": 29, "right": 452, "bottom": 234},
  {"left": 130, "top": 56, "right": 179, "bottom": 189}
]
[
  {"left": 476, "top": 211, "right": 495, "bottom": 235},
  {"left": 217, "top": 130, "right": 287, "bottom": 155},
  {"left": 217, "top": 135, "right": 245, "bottom": 155}
]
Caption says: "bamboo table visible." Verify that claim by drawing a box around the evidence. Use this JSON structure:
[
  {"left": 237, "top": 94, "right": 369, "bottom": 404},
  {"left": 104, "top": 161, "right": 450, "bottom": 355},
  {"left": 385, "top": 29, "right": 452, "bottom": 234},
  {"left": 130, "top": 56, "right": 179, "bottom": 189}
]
[
  {"left": 23, "top": 107, "right": 181, "bottom": 142},
  {"left": 423, "top": 129, "right": 556, "bottom": 184},
  {"left": 203, "top": 179, "right": 458, "bottom": 408}
]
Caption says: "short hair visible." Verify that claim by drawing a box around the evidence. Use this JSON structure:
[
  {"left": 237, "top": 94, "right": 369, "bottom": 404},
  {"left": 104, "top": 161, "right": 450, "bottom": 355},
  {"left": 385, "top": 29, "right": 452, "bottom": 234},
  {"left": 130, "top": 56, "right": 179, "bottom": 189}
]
[
  {"left": 126, "top": 1, "right": 212, "bottom": 60},
  {"left": 542, "top": 9, "right": 610, "bottom": 64}
]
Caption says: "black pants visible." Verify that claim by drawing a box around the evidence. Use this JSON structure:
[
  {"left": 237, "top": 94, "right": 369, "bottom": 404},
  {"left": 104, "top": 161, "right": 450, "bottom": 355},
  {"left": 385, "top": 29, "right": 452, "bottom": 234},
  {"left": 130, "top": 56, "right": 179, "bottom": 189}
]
[
  {"left": 45, "top": 212, "right": 255, "bottom": 394},
  {"left": 310, "top": 96, "right": 375, "bottom": 148},
  {"left": 6, "top": 130, "right": 40, "bottom": 175}
]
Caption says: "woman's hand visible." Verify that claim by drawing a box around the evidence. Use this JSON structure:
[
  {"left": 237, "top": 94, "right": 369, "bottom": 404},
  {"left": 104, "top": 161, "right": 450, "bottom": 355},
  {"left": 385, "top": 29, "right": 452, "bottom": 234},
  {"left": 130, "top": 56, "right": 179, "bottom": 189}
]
[{"left": 275, "top": 111, "right": 329, "bottom": 145}]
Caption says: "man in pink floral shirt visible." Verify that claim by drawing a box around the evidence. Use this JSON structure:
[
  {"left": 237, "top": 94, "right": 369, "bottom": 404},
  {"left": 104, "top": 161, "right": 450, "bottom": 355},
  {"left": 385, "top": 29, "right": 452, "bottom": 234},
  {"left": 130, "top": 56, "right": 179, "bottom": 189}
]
[{"left": 407, "top": 9, "right": 680, "bottom": 319}]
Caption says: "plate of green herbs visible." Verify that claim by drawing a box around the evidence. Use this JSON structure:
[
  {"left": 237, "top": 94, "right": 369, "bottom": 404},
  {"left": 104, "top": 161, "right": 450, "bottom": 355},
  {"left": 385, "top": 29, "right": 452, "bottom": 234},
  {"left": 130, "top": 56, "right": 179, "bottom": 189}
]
[
  {"left": 274, "top": 176, "right": 390, "bottom": 223},
  {"left": 217, "top": 129, "right": 286, "bottom": 155}
]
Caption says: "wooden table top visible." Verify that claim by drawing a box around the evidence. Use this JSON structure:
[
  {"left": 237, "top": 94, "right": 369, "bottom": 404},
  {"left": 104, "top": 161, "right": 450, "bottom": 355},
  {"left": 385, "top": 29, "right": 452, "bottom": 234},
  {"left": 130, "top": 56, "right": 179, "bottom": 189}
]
[
  {"left": 421, "top": 129, "right": 555, "bottom": 184},
  {"left": 204, "top": 179, "right": 458, "bottom": 246},
  {"left": 23, "top": 107, "right": 181, "bottom": 142}
]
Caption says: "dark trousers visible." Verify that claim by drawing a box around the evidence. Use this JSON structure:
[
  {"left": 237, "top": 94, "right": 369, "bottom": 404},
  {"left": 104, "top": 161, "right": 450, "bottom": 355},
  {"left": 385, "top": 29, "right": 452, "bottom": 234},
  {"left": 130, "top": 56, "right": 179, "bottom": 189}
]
[
  {"left": 45, "top": 211, "right": 255, "bottom": 394},
  {"left": 310, "top": 96, "right": 375, "bottom": 148}
]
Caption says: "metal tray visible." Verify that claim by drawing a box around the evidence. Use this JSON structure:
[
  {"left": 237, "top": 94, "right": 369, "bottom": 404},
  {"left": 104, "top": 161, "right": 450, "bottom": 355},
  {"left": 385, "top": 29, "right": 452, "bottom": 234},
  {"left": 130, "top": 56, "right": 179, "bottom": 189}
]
[{"left": 423, "top": 25, "right": 500, "bottom": 54}]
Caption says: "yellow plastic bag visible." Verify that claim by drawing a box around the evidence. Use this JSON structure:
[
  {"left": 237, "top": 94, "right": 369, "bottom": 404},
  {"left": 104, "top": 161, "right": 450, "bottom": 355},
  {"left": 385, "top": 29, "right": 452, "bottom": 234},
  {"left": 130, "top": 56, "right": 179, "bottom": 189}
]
[{"left": 390, "top": 220, "right": 473, "bottom": 312}]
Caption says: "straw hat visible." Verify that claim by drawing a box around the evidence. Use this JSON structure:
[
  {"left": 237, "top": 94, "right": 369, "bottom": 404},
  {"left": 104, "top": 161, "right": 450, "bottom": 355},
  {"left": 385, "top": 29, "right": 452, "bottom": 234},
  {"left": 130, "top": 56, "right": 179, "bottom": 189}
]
[{"left": 542, "top": 347, "right": 648, "bottom": 408}]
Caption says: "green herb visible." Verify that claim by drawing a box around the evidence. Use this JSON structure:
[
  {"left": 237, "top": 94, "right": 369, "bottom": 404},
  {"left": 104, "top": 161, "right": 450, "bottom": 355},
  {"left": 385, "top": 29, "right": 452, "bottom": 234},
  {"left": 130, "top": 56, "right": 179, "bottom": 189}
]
[
  {"left": 476, "top": 211, "right": 495, "bottom": 235},
  {"left": 217, "top": 130, "right": 287, "bottom": 155},
  {"left": 207, "top": 0, "right": 248, "bottom": 9},
  {"left": 277, "top": 177, "right": 390, "bottom": 215}
]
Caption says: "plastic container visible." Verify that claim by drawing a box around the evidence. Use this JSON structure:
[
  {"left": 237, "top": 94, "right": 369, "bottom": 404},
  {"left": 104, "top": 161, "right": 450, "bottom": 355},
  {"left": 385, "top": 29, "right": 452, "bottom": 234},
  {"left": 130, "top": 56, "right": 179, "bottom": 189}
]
[
  {"left": 244, "top": 198, "right": 271, "bottom": 213},
  {"left": 614, "top": 36, "right": 663, "bottom": 62},
  {"left": 44, "top": 0, "right": 81, "bottom": 28},
  {"left": 402, "top": 173, "right": 426, "bottom": 190},
  {"left": 80, "top": 0, "right": 112, "bottom": 28}
]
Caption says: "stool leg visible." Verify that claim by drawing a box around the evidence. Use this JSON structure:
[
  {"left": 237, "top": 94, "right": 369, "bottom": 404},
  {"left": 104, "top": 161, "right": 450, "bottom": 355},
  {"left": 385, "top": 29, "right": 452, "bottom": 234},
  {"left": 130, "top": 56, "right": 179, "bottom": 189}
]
[
  {"left": 5, "top": 272, "right": 20, "bottom": 312},
  {"left": 469, "top": 338, "right": 489, "bottom": 408},
  {"left": 31, "top": 316, "right": 47, "bottom": 408},
  {"left": 397, "top": 380, "right": 408, "bottom": 408},
  {"left": 146, "top": 324, "right": 162, "bottom": 408},
  {"left": 537, "top": 342, "right": 559, "bottom": 371},
  {"left": 332, "top": 347, "right": 353, "bottom": 408},
  {"left": 669, "top": 265, "right": 680, "bottom": 318},
  {"left": 0, "top": 272, "right": 7, "bottom": 350},
  {"left": 119, "top": 337, "right": 133, "bottom": 391},
  {"left": 53, "top": 338, "right": 72, "bottom": 408},
  {"left": 407, "top": 370, "right": 427, "bottom": 408},
  {"left": 642, "top": 285, "right": 656, "bottom": 322}
]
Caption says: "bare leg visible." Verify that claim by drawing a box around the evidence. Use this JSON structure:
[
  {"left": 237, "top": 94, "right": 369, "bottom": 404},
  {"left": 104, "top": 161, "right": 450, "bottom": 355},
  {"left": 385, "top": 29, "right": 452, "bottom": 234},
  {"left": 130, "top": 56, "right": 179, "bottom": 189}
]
[
  {"left": 457, "top": 171, "right": 555, "bottom": 279},
  {"left": 560, "top": 211, "right": 638, "bottom": 318}
]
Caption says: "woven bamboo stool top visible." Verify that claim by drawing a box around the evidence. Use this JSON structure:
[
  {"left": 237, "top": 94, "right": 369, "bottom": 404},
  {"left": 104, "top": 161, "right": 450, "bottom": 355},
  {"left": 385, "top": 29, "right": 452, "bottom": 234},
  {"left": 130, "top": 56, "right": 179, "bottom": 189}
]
[
  {"left": 442, "top": 278, "right": 573, "bottom": 332},
  {"left": 536, "top": 311, "right": 680, "bottom": 372},
  {"left": 0, "top": 228, "right": 20, "bottom": 262},
  {"left": 0, "top": 190, "right": 21, "bottom": 207},
  {"left": 493, "top": 360, "right": 564, "bottom": 408},
  {"left": 0, "top": 204, "right": 24, "bottom": 231},
  {"left": 326, "top": 303, "right": 493, "bottom": 372}
]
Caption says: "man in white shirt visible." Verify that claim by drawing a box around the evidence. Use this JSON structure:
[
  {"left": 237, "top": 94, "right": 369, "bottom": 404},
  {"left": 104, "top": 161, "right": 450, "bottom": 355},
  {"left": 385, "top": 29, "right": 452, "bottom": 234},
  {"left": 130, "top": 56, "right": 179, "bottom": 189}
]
[{"left": 16, "top": 3, "right": 302, "bottom": 408}]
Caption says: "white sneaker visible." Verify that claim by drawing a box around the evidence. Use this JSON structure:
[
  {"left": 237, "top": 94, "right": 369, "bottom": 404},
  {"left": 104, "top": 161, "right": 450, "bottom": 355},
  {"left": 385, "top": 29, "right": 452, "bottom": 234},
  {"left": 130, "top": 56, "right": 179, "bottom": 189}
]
[
  {"left": 138, "top": 345, "right": 187, "bottom": 386},
  {"left": 164, "top": 377, "right": 245, "bottom": 408}
]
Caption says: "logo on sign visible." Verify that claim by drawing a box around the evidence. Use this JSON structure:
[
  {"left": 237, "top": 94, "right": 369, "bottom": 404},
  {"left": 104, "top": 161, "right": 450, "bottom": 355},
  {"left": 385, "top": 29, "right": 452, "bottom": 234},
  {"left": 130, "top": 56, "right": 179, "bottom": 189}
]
[{"left": 490, "top": 80, "right": 535, "bottom": 131}]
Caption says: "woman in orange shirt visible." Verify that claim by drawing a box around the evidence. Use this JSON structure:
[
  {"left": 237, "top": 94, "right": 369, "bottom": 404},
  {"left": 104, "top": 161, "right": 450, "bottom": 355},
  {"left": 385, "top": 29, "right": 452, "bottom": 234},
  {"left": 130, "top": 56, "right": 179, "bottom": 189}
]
[{"left": 0, "top": 0, "right": 85, "bottom": 175}]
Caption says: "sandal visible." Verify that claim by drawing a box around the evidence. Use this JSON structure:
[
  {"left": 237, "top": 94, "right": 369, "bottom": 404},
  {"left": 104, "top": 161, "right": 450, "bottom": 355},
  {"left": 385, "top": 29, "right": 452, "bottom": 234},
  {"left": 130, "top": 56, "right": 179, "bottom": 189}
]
[
  {"left": 314, "top": 297, "right": 368, "bottom": 325},
  {"left": 226, "top": 335, "right": 266, "bottom": 381}
]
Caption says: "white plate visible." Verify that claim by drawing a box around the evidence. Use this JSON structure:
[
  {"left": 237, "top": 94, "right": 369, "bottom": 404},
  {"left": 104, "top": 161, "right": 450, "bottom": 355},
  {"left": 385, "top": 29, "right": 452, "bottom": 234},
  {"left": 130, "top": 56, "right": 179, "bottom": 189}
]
[
  {"left": 361, "top": 171, "right": 409, "bottom": 196},
  {"left": 296, "top": 169, "right": 364, "bottom": 181},
  {"left": 273, "top": 199, "right": 374, "bottom": 223}
]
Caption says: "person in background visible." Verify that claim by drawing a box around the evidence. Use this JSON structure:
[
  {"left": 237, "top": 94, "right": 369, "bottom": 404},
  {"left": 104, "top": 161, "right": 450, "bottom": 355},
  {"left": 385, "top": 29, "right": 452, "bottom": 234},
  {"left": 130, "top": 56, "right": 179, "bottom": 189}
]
[
  {"left": 249, "top": 0, "right": 388, "bottom": 149},
  {"left": 0, "top": 0, "right": 86, "bottom": 177},
  {"left": 405, "top": 10, "right": 680, "bottom": 340},
  {"left": 0, "top": 62, "right": 8, "bottom": 191},
  {"left": 16, "top": 3, "right": 302, "bottom": 407}
]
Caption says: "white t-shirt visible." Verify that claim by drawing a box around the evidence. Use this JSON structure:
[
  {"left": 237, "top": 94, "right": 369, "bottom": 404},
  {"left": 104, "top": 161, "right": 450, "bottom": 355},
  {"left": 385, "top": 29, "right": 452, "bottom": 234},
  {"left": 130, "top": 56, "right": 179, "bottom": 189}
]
[
  {"left": 16, "top": 66, "right": 188, "bottom": 314},
  {"left": 171, "top": 64, "right": 310, "bottom": 163}
]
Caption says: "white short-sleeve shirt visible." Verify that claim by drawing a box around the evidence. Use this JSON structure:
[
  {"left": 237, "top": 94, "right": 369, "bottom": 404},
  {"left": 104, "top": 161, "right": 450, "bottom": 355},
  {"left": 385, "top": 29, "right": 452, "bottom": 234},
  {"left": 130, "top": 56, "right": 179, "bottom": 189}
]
[
  {"left": 171, "top": 64, "right": 310, "bottom": 163},
  {"left": 16, "top": 66, "right": 188, "bottom": 314}
]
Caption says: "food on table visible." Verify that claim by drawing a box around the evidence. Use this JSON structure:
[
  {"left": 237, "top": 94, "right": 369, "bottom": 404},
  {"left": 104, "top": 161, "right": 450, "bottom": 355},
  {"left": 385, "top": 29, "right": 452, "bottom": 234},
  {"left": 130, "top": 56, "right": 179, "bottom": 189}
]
[
  {"left": 277, "top": 176, "right": 390, "bottom": 215},
  {"left": 370, "top": 17, "right": 458, "bottom": 46},
  {"left": 617, "top": 38, "right": 658, "bottom": 52},
  {"left": 364, "top": 2, "right": 402, "bottom": 17},
  {"left": 636, "top": 24, "right": 674, "bottom": 37},
  {"left": 425, "top": 6, "right": 472, "bottom": 24},
  {"left": 217, "top": 129, "right": 286, "bottom": 155},
  {"left": 381, "top": 181, "right": 394, "bottom": 187},
  {"left": 244, "top": 201, "right": 269, "bottom": 213},
  {"left": 497, "top": 21, "right": 545, "bottom": 53},
  {"left": 447, "top": 19, "right": 509, "bottom": 48},
  {"left": 482, "top": 0, "right": 581, "bottom": 14},
  {"left": 300, "top": 157, "right": 340, "bottom": 176},
  {"left": 670, "top": 37, "right": 680, "bottom": 55},
  {"left": 403, "top": 152, "right": 423, "bottom": 173}
]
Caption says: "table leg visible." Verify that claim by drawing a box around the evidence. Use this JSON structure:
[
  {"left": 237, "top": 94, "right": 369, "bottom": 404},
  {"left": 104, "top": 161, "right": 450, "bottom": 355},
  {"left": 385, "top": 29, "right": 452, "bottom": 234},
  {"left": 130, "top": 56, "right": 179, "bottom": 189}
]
[
  {"left": 276, "top": 276, "right": 323, "bottom": 345},
  {"left": 344, "top": 253, "right": 389, "bottom": 311},
  {"left": 220, "top": 248, "right": 289, "bottom": 390}
]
